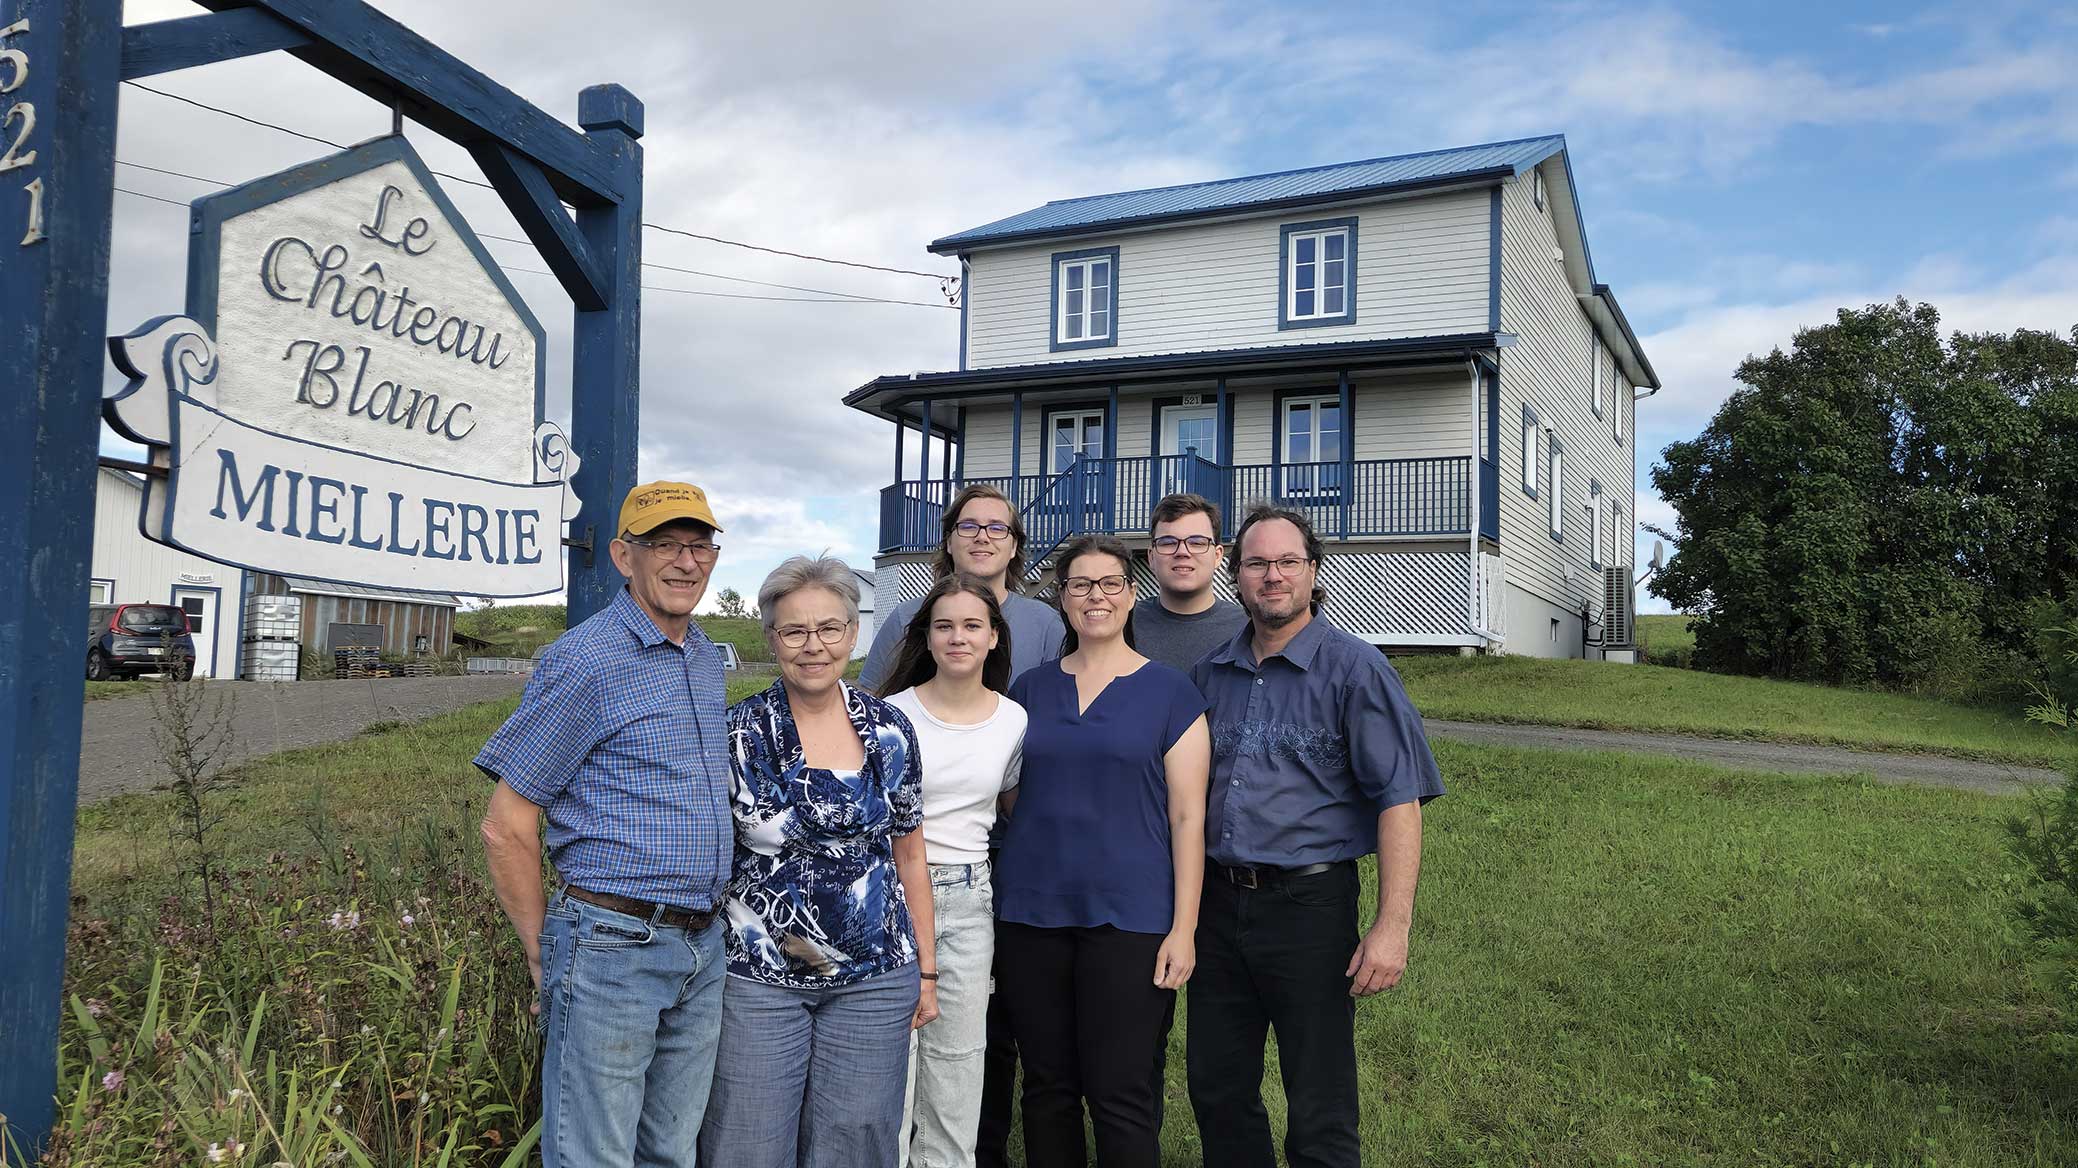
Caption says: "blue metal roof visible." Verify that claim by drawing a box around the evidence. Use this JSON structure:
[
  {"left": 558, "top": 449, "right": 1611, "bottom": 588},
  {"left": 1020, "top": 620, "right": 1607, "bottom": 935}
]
[{"left": 930, "top": 135, "right": 1568, "bottom": 254}]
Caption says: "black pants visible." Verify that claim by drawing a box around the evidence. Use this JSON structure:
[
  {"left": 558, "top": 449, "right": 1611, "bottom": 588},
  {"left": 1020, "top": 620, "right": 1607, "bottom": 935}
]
[
  {"left": 1186, "top": 862, "right": 1363, "bottom": 1168},
  {"left": 975, "top": 956, "right": 1017, "bottom": 1168},
  {"left": 997, "top": 921, "right": 1174, "bottom": 1168}
]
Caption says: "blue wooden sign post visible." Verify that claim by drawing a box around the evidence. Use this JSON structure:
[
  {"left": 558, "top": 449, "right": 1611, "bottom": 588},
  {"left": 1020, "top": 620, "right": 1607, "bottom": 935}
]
[{"left": 0, "top": 2, "right": 644, "bottom": 1155}]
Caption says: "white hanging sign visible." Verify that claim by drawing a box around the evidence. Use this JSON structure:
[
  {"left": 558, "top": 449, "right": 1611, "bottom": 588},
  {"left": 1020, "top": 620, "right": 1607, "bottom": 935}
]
[{"left": 104, "top": 136, "right": 579, "bottom": 597}]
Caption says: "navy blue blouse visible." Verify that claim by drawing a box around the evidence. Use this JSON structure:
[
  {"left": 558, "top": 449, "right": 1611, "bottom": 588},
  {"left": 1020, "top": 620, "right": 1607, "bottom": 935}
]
[{"left": 997, "top": 660, "right": 1208, "bottom": 936}]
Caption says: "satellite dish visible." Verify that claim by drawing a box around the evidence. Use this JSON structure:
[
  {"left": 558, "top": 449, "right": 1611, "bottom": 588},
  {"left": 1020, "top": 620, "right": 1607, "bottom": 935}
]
[{"left": 1651, "top": 540, "right": 1665, "bottom": 571}]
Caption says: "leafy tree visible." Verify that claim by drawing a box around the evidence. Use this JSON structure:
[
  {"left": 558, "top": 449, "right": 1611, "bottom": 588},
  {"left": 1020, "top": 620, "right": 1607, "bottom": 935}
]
[
  {"left": 1650, "top": 299, "right": 2078, "bottom": 692},
  {"left": 714, "top": 587, "right": 748, "bottom": 620}
]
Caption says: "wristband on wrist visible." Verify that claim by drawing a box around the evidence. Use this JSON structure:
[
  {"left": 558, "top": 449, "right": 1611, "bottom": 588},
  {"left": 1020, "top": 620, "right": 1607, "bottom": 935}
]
[{"left": 919, "top": 971, "right": 939, "bottom": 981}]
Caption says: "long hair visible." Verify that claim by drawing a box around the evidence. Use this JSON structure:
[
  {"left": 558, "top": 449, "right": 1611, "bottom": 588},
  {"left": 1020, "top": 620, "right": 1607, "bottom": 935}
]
[
  {"left": 1052, "top": 533, "right": 1137, "bottom": 656},
  {"left": 1229, "top": 504, "right": 1327, "bottom": 612},
  {"left": 877, "top": 574, "right": 1014, "bottom": 697},
  {"left": 933, "top": 483, "right": 1027, "bottom": 586}
]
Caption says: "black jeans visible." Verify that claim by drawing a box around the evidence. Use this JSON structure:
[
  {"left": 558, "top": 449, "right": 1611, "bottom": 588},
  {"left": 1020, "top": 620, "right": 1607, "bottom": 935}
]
[
  {"left": 1186, "top": 862, "right": 1363, "bottom": 1168},
  {"left": 997, "top": 921, "right": 1173, "bottom": 1168},
  {"left": 975, "top": 954, "right": 1017, "bottom": 1168}
]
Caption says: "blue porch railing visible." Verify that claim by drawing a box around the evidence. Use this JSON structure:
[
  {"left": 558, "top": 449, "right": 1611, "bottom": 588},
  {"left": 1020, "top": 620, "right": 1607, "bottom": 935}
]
[{"left": 878, "top": 454, "right": 1476, "bottom": 555}]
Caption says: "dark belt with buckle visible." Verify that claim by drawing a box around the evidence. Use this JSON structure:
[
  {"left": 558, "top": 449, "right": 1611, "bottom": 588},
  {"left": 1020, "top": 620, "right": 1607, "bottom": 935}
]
[
  {"left": 1218, "top": 861, "right": 1338, "bottom": 890},
  {"left": 564, "top": 885, "right": 717, "bottom": 931}
]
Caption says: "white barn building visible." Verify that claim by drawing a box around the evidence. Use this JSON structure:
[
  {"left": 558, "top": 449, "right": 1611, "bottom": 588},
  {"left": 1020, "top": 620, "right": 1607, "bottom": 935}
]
[{"left": 89, "top": 467, "right": 245, "bottom": 678}]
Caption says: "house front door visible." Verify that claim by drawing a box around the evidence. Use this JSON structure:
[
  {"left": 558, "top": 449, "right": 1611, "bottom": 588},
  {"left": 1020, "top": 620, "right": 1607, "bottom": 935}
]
[{"left": 171, "top": 586, "right": 218, "bottom": 678}]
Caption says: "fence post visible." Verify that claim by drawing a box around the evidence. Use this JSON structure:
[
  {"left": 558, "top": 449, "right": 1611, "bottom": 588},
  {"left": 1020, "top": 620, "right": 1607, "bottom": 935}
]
[{"left": 0, "top": 3, "right": 123, "bottom": 1155}]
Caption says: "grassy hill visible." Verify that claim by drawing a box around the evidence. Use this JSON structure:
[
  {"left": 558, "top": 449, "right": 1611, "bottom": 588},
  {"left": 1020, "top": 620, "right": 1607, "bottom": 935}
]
[
  {"left": 1394, "top": 654, "right": 2066, "bottom": 767},
  {"left": 455, "top": 604, "right": 772, "bottom": 662}
]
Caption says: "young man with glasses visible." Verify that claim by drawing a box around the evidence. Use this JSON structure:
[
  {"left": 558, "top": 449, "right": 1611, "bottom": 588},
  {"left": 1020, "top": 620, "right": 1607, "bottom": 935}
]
[
  {"left": 476, "top": 481, "right": 735, "bottom": 1168},
  {"left": 1134, "top": 493, "right": 1247, "bottom": 674},
  {"left": 1186, "top": 505, "right": 1445, "bottom": 1168},
  {"left": 860, "top": 483, "right": 1065, "bottom": 693}
]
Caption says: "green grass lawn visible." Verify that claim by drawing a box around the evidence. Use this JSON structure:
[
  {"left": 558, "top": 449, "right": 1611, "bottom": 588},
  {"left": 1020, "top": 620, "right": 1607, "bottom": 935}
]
[
  {"left": 456, "top": 603, "right": 776, "bottom": 663},
  {"left": 83, "top": 680, "right": 135, "bottom": 702},
  {"left": 1637, "top": 612, "right": 1696, "bottom": 656},
  {"left": 1394, "top": 654, "right": 2069, "bottom": 768},
  {"left": 63, "top": 697, "right": 2075, "bottom": 1167}
]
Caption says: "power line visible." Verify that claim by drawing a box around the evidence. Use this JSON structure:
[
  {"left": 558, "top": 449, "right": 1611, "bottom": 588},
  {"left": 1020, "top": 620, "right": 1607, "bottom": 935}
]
[
  {"left": 120, "top": 80, "right": 954, "bottom": 283},
  {"left": 110, "top": 182, "right": 947, "bottom": 308},
  {"left": 113, "top": 160, "right": 949, "bottom": 309}
]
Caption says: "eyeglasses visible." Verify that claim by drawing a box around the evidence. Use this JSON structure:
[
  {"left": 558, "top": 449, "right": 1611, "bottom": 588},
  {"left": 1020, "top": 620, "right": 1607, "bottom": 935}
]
[
  {"left": 1062, "top": 574, "right": 1128, "bottom": 598},
  {"left": 626, "top": 537, "right": 721, "bottom": 563},
  {"left": 954, "top": 520, "right": 1013, "bottom": 542},
  {"left": 1238, "top": 556, "right": 1313, "bottom": 578},
  {"left": 775, "top": 621, "right": 852, "bottom": 649},
  {"left": 1151, "top": 535, "right": 1218, "bottom": 556}
]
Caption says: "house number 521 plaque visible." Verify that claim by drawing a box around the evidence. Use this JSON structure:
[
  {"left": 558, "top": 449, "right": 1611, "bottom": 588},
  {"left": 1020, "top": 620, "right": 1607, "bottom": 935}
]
[{"left": 0, "top": 17, "right": 42, "bottom": 246}]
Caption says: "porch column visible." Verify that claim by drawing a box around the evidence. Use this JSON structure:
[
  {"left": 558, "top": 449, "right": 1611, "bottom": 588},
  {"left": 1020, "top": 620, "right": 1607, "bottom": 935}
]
[
  {"left": 1338, "top": 370, "right": 1354, "bottom": 538},
  {"left": 894, "top": 412, "right": 905, "bottom": 483},
  {"left": 942, "top": 411, "right": 954, "bottom": 480},
  {"left": 955, "top": 407, "right": 967, "bottom": 482},
  {"left": 1216, "top": 377, "right": 1231, "bottom": 537},
  {"left": 1106, "top": 384, "right": 1119, "bottom": 529},
  {"left": 919, "top": 397, "right": 934, "bottom": 484},
  {"left": 1010, "top": 391, "right": 1024, "bottom": 485}
]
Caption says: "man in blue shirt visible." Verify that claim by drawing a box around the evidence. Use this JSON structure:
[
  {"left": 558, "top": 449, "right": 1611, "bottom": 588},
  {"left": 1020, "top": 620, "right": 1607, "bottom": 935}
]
[
  {"left": 1186, "top": 505, "right": 1446, "bottom": 1168},
  {"left": 476, "top": 481, "right": 735, "bottom": 1168}
]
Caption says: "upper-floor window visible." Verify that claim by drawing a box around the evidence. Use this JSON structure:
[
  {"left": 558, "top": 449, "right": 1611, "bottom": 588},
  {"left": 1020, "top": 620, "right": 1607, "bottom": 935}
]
[
  {"left": 1279, "top": 217, "right": 1358, "bottom": 329},
  {"left": 1614, "top": 376, "right": 1625, "bottom": 444},
  {"left": 1548, "top": 437, "right": 1564, "bottom": 540},
  {"left": 1589, "top": 480, "right": 1604, "bottom": 569},
  {"left": 1050, "top": 247, "right": 1118, "bottom": 352},
  {"left": 1589, "top": 328, "right": 1604, "bottom": 418},
  {"left": 1283, "top": 394, "right": 1344, "bottom": 495},
  {"left": 1519, "top": 405, "right": 1539, "bottom": 499}
]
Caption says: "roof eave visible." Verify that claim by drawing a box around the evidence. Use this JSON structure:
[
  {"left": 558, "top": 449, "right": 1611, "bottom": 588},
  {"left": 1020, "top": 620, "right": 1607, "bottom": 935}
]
[
  {"left": 926, "top": 168, "right": 1519, "bottom": 255},
  {"left": 1591, "top": 283, "right": 1660, "bottom": 391}
]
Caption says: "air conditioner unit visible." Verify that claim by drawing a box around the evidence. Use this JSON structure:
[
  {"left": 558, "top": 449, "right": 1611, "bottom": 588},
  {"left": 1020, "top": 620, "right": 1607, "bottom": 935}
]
[{"left": 1602, "top": 566, "right": 1633, "bottom": 647}]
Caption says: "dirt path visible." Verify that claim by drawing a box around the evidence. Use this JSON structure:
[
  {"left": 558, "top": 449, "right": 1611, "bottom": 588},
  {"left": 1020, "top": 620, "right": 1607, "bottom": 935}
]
[
  {"left": 1424, "top": 719, "right": 2064, "bottom": 796},
  {"left": 77, "top": 675, "right": 529, "bottom": 806}
]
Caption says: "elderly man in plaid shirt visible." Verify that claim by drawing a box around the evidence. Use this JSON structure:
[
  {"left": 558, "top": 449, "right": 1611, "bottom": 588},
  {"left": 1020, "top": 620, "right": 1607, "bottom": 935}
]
[{"left": 477, "top": 481, "right": 735, "bottom": 1168}]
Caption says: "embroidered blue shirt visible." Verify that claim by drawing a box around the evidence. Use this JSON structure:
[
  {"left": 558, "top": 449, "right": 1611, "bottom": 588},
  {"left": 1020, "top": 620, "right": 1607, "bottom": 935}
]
[
  {"left": 723, "top": 680, "right": 924, "bottom": 988},
  {"left": 473, "top": 588, "right": 733, "bottom": 911},
  {"left": 1192, "top": 616, "right": 1445, "bottom": 868}
]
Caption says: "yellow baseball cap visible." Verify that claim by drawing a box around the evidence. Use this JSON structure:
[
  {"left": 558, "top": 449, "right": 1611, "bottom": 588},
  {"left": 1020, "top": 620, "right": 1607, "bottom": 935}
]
[{"left": 618, "top": 481, "right": 723, "bottom": 536}]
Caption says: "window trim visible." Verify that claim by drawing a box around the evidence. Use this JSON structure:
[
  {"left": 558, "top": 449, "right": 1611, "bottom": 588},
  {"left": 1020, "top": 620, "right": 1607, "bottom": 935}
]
[
  {"left": 1614, "top": 377, "right": 1625, "bottom": 445},
  {"left": 1044, "top": 404, "right": 1109, "bottom": 475},
  {"left": 1547, "top": 436, "right": 1565, "bottom": 541},
  {"left": 1277, "top": 390, "right": 1347, "bottom": 498},
  {"left": 1588, "top": 479, "right": 1604, "bottom": 571},
  {"left": 1519, "top": 405, "right": 1539, "bottom": 500},
  {"left": 89, "top": 577, "right": 115, "bottom": 604},
  {"left": 1278, "top": 217, "right": 1359, "bottom": 330},
  {"left": 1048, "top": 246, "right": 1119, "bottom": 353},
  {"left": 1590, "top": 329, "right": 1604, "bottom": 419}
]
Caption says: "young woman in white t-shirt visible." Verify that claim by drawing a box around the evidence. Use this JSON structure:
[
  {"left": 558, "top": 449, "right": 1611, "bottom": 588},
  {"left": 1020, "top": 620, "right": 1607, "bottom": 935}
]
[{"left": 879, "top": 573, "right": 1027, "bottom": 1168}]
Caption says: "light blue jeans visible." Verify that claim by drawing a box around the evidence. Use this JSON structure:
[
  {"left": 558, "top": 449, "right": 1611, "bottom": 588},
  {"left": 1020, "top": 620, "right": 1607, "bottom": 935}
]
[
  {"left": 698, "top": 963, "right": 922, "bottom": 1168},
  {"left": 901, "top": 862, "right": 995, "bottom": 1168},
  {"left": 537, "top": 892, "right": 726, "bottom": 1168}
]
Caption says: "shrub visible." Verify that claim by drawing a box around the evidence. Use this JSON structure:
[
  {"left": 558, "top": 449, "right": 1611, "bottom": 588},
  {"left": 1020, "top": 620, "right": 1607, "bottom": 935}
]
[{"left": 2006, "top": 760, "right": 2078, "bottom": 1018}]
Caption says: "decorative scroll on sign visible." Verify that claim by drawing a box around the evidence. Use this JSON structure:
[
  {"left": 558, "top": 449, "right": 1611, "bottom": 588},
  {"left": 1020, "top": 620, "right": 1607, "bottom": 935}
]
[{"left": 105, "top": 136, "right": 580, "bottom": 597}]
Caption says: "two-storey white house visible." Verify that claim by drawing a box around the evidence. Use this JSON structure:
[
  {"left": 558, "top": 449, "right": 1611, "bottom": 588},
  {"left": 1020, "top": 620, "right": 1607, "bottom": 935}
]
[{"left": 845, "top": 135, "right": 1658, "bottom": 657}]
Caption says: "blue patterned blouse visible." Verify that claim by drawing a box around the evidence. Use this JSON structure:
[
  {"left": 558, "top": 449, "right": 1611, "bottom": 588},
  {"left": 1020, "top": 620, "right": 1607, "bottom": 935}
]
[{"left": 723, "top": 680, "right": 924, "bottom": 988}]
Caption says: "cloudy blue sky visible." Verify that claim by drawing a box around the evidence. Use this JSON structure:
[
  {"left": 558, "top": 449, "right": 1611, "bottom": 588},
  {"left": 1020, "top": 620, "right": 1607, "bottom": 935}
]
[{"left": 103, "top": 0, "right": 2078, "bottom": 614}]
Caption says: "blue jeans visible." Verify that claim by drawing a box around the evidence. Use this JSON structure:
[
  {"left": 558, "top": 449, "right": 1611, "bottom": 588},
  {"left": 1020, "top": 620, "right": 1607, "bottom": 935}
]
[
  {"left": 698, "top": 963, "right": 921, "bottom": 1168},
  {"left": 537, "top": 893, "right": 726, "bottom": 1168}
]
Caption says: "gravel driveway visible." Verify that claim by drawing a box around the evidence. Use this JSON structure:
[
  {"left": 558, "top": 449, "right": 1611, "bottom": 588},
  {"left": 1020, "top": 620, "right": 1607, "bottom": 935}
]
[{"left": 77, "top": 675, "right": 528, "bottom": 805}]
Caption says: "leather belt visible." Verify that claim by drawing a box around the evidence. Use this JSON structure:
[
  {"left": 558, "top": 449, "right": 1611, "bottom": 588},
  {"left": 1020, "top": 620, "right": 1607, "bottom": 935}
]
[
  {"left": 1218, "top": 861, "right": 1337, "bottom": 890},
  {"left": 564, "top": 885, "right": 718, "bottom": 932}
]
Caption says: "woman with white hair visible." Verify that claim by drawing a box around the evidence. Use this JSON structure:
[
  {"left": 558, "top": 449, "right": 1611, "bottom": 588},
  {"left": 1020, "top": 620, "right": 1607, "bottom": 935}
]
[{"left": 699, "top": 555, "right": 937, "bottom": 1168}]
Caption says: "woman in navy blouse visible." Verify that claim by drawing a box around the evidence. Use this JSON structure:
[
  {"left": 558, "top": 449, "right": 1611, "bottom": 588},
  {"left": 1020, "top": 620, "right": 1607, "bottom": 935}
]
[
  {"left": 698, "top": 556, "right": 937, "bottom": 1168},
  {"left": 996, "top": 534, "right": 1211, "bottom": 1168}
]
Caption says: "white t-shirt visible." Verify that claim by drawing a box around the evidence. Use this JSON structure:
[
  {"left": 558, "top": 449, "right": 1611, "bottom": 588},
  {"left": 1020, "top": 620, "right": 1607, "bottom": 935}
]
[{"left": 885, "top": 687, "right": 1026, "bottom": 866}]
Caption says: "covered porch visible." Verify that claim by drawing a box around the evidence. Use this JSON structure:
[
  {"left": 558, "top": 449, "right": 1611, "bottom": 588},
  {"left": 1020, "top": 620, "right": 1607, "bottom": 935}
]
[{"left": 849, "top": 335, "right": 1505, "bottom": 568}]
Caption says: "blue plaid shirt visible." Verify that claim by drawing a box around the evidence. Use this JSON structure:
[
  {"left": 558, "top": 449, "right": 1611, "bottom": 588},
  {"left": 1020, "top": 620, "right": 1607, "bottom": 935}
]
[{"left": 475, "top": 588, "right": 733, "bottom": 911}]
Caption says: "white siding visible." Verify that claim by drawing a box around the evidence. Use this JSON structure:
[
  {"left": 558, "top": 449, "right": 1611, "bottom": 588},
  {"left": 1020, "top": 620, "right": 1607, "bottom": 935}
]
[
  {"left": 90, "top": 469, "right": 246, "bottom": 678},
  {"left": 1496, "top": 162, "right": 1637, "bottom": 648},
  {"left": 964, "top": 188, "right": 1492, "bottom": 368}
]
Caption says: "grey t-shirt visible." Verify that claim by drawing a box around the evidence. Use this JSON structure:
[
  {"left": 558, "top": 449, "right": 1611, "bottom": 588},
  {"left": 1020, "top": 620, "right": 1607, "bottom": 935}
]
[
  {"left": 859, "top": 590, "right": 1066, "bottom": 693},
  {"left": 1132, "top": 595, "right": 1249, "bottom": 674}
]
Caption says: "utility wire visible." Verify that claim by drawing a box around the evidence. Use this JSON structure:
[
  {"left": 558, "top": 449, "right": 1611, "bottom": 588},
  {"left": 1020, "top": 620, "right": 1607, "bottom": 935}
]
[
  {"left": 114, "top": 185, "right": 193, "bottom": 208},
  {"left": 120, "top": 80, "right": 954, "bottom": 283},
  {"left": 113, "top": 160, "right": 949, "bottom": 309}
]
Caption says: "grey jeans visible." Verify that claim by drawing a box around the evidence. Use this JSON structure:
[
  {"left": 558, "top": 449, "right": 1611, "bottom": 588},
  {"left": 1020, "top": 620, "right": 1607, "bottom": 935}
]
[{"left": 901, "top": 861, "right": 995, "bottom": 1168}]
